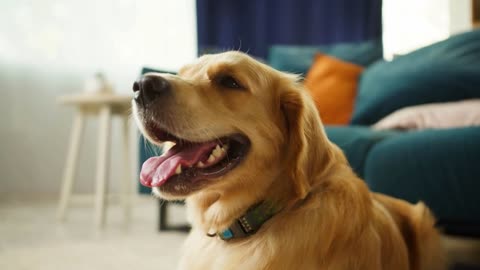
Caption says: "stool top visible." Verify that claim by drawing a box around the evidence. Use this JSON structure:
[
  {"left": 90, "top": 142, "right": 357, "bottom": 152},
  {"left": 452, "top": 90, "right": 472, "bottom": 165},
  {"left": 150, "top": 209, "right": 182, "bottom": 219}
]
[
  {"left": 57, "top": 93, "right": 132, "bottom": 105},
  {"left": 57, "top": 93, "right": 133, "bottom": 115}
]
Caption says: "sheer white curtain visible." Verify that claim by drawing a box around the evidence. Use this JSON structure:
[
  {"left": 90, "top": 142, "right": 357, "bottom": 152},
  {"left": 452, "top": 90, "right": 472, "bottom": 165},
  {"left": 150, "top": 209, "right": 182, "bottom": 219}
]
[
  {"left": 0, "top": 0, "right": 197, "bottom": 195},
  {"left": 0, "top": 0, "right": 197, "bottom": 74}
]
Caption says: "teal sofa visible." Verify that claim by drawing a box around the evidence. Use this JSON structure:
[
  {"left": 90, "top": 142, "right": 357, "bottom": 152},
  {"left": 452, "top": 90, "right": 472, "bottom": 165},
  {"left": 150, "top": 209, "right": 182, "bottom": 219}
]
[{"left": 269, "top": 30, "right": 480, "bottom": 236}]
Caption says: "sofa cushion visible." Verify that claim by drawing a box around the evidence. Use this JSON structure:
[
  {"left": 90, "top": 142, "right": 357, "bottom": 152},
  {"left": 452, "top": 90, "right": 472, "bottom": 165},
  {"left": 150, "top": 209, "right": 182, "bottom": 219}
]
[
  {"left": 351, "top": 29, "right": 480, "bottom": 125},
  {"left": 325, "top": 126, "right": 398, "bottom": 177},
  {"left": 304, "top": 54, "right": 364, "bottom": 125},
  {"left": 268, "top": 39, "right": 383, "bottom": 75},
  {"left": 364, "top": 127, "right": 480, "bottom": 224}
]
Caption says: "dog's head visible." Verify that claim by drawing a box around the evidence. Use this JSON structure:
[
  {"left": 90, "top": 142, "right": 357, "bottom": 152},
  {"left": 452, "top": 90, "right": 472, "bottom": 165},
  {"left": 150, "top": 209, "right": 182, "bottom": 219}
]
[{"left": 133, "top": 51, "right": 334, "bottom": 204}]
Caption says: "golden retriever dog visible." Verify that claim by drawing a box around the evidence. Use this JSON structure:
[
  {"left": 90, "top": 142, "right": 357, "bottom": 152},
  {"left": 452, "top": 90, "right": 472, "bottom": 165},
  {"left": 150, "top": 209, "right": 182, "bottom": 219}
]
[{"left": 132, "top": 51, "right": 445, "bottom": 270}]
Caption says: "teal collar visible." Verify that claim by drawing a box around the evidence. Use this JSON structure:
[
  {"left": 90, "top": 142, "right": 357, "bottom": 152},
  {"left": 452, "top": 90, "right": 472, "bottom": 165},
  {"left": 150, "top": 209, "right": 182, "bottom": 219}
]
[{"left": 210, "top": 202, "right": 280, "bottom": 241}]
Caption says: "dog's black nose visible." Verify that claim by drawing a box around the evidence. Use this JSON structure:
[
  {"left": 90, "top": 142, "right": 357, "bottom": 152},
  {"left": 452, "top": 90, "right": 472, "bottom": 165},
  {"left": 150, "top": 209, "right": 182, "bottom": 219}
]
[
  {"left": 133, "top": 75, "right": 171, "bottom": 103},
  {"left": 132, "top": 81, "right": 140, "bottom": 92}
]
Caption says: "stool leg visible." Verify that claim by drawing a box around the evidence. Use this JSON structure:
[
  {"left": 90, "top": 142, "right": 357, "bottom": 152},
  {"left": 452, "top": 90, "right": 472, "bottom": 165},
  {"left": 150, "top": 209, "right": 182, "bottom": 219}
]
[
  {"left": 121, "top": 115, "right": 133, "bottom": 226},
  {"left": 94, "top": 106, "right": 111, "bottom": 229},
  {"left": 57, "top": 111, "right": 85, "bottom": 221}
]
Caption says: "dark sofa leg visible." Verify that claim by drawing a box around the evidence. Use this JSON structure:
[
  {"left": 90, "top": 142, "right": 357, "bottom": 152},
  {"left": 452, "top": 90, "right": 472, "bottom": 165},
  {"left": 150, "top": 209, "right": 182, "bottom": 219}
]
[
  {"left": 157, "top": 199, "right": 191, "bottom": 232},
  {"left": 158, "top": 199, "right": 168, "bottom": 231}
]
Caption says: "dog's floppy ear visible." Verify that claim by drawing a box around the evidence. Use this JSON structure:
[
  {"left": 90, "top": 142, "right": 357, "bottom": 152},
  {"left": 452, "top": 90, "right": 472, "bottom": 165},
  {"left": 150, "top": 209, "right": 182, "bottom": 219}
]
[{"left": 280, "top": 77, "right": 333, "bottom": 199}]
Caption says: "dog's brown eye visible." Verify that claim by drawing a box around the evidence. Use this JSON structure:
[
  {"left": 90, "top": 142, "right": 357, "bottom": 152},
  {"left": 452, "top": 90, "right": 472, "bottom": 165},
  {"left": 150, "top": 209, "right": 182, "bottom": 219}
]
[{"left": 217, "top": 75, "right": 243, "bottom": 89}]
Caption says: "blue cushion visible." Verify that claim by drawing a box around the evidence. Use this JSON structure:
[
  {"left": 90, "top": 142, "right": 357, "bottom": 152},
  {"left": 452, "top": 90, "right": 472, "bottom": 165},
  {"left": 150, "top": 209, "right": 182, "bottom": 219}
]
[
  {"left": 325, "top": 126, "right": 398, "bottom": 177},
  {"left": 268, "top": 39, "right": 383, "bottom": 75},
  {"left": 365, "top": 127, "right": 480, "bottom": 223},
  {"left": 351, "top": 29, "right": 480, "bottom": 125}
]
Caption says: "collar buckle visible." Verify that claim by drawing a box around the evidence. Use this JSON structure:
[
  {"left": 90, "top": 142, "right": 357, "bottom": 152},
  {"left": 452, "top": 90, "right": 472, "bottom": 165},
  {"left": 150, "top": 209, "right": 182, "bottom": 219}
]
[{"left": 219, "top": 219, "right": 249, "bottom": 240}]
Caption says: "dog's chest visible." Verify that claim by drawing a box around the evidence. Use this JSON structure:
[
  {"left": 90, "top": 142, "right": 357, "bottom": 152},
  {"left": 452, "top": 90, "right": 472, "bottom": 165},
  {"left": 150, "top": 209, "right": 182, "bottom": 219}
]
[
  {"left": 178, "top": 231, "right": 314, "bottom": 270},
  {"left": 179, "top": 236, "right": 263, "bottom": 270}
]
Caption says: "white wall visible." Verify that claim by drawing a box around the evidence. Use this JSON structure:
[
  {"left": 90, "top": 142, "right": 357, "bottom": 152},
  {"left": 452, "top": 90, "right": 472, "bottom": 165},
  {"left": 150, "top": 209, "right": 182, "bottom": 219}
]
[
  {"left": 449, "top": 0, "right": 473, "bottom": 33},
  {"left": 0, "top": 0, "right": 197, "bottom": 196},
  {"left": 383, "top": 0, "right": 472, "bottom": 60}
]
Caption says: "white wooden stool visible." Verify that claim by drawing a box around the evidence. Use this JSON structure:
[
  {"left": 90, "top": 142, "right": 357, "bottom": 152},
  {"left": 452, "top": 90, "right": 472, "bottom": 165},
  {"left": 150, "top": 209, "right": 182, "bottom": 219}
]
[{"left": 56, "top": 93, "right": 133, "bottom": 229}]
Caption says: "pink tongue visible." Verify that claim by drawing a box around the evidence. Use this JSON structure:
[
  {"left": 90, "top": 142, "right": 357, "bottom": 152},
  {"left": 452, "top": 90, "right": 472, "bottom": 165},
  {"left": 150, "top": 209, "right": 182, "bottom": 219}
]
[{"left": 140, "top": 142, "right": 217, "bottom": 187}]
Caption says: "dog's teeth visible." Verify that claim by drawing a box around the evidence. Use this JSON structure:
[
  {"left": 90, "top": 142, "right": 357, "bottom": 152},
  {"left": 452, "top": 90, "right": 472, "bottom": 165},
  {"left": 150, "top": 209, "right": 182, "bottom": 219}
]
[
  {"left": 197, "top": 161, "right": 205, "bottom": 168},
  {"left": 222, "top": 144, "right": 229, "bottom": 151},
  {"left": 207, "top": 154, "right": 215, "bottom": 163},
  {"left": 212, "top": 148, "right": 221, "bottom": 158},
  {"left": 175, "top": 165, "right": 182, "bottom": 174}
]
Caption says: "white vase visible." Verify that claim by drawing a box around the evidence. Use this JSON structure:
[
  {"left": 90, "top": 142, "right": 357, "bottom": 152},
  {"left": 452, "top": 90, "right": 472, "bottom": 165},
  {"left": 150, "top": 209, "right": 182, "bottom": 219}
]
[{"left": 84, "top": 73, "right": 113, "bottom": 94}]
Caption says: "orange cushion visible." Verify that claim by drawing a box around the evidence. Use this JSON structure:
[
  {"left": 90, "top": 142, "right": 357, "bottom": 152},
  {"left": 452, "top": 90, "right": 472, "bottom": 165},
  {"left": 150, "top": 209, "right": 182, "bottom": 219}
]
[{"left": 304, "top": 53, "right": 364, "bottom": 125}]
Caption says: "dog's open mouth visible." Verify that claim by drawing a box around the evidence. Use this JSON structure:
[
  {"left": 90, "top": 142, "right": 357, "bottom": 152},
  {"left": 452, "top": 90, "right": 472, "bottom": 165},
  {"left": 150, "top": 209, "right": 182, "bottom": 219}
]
[{"left": 140, "top": 125, "right": 250, "bottom": 188}]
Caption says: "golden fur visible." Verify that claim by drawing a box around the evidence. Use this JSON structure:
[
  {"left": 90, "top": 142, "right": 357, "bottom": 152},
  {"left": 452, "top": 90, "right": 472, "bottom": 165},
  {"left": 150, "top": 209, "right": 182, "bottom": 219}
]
[{"left": 133, "top": 51, "right": 446, "bottom": 270}]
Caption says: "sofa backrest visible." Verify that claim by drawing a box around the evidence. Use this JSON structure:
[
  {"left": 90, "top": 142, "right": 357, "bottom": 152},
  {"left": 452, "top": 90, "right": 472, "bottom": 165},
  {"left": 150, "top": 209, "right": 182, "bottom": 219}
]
[
  {"left": 268, "top": 39, "right": 383, "bottom": 75},
  {"left": 351, "top": 29, "right": 480, "bottom": 125}
]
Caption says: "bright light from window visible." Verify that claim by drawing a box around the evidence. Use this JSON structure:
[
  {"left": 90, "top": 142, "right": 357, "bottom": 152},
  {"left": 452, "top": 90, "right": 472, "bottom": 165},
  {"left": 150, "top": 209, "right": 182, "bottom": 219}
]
[
  {"left": 0, "top": 0, "right": 197, "bottom": 72},
  {"left": 382, "top": 0, "right": 472, "bottom": 60}
]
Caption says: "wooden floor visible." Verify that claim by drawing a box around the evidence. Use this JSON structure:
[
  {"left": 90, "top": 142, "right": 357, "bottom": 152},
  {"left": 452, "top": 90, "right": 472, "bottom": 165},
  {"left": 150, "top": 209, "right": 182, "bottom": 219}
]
[
  {"left": 0, "top": 195, "right": 187, "bottom": 270},
  {"left": 444, "top": 235, "right": 480, "bottom": 267},
  {"left": 0, "top": 195, "right": 479, "bottom": 270}
]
